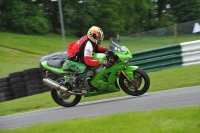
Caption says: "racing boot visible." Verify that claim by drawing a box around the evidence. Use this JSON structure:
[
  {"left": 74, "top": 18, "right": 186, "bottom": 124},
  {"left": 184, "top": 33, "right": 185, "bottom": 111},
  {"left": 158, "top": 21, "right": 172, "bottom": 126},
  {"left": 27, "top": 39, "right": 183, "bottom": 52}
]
[
  {"left": 72, "top": 70, "right": 94, "bottom": 92},
  {"left": 83, "top": 77, "right": 91, "bottom": 92}
]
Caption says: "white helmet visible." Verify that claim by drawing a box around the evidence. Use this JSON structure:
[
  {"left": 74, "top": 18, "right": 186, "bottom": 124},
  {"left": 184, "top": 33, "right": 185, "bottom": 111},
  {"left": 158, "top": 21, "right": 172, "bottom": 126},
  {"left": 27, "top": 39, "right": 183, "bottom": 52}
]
[{"left": 87, "top": 26, "right": 104, "bottom": 45}]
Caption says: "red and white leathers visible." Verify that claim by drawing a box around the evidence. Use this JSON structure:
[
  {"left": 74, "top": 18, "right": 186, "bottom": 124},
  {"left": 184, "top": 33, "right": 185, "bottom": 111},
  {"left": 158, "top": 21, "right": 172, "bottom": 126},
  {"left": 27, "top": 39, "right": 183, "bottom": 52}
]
[{"left": 67, "top": 35, "right": 106, "bottom": 66}]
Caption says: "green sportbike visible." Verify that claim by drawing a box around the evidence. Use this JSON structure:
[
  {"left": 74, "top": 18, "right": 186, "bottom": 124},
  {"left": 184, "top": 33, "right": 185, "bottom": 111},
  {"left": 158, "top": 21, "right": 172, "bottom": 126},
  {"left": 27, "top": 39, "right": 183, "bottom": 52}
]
[{"left": 41, "top": 35, "right": 150, "bottom": 107}]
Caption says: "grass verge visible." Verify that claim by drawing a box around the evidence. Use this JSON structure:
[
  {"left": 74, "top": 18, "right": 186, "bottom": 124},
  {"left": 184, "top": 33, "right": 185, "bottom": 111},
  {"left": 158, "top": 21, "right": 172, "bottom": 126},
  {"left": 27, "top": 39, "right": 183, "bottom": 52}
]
[{"left": 0, "top": 46, "right": 41, "bottom": 77}]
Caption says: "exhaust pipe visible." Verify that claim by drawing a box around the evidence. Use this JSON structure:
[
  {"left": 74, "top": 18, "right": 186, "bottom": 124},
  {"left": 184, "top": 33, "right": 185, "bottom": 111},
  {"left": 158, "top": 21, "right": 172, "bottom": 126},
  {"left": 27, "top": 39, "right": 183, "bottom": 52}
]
[
  {"left": 43, "top": 78, "right": 86, "bottom": 95},
  {"left": 43, "top": 78, "right": 69, "bottom": 94}
]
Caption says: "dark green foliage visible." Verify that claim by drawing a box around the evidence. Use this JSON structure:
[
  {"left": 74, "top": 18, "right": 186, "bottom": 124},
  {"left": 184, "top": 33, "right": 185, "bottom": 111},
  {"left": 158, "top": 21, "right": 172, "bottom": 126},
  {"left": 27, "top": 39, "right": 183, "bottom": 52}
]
[
  {"left": 0, "top": 0, "right": 51, "bottom": 34},
  {"left": 0, "top": 0, "right": 199, "bottom": 36},
  {"left": 169, "top": 0, "right": 200, "bottom": 23}
]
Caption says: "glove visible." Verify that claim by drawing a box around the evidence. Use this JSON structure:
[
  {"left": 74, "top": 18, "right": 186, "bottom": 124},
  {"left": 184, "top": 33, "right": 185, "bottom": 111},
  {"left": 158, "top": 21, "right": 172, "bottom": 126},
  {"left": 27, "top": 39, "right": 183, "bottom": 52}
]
[{"left": 99, "top": 60, "right": 107, "bottom": 65}]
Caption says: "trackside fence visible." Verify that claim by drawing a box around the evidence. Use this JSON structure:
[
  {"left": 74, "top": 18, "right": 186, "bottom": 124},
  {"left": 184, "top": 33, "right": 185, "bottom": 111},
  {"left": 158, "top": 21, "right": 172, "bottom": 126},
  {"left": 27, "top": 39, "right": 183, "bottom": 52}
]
[
  {"left": 129, "top": 40, "right": 200, "bottom": 72},
  {"left": 0, "top": 40, "right": 200, "bottom": 102}
]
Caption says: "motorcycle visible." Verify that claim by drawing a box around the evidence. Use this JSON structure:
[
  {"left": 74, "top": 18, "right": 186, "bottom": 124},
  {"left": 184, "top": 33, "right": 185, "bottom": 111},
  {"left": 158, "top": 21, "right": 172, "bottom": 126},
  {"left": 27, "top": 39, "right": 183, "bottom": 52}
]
[{"left": 40, "top": 35, "right": 150, "bottom": 107}]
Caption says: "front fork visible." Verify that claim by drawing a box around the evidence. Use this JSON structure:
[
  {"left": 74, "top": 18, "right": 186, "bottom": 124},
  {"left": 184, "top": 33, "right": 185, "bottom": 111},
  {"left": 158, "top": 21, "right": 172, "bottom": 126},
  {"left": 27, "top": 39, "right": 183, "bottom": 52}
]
[
  {"left": 117, "top": 66, "right": 139, "bottom": 88},
  {"left": 121, "top": 70, "right": 135, "bottom": 86}
]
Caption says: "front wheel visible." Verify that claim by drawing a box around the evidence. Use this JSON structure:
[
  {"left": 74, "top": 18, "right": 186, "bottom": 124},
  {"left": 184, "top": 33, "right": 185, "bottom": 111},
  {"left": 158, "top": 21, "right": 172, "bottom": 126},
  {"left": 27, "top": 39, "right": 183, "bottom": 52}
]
[
  {"left": 119, "top": 68, "right": 150, "bottom": 96},
  {"left": 51, "top": 78, "right": 82, "bottom": 107}
]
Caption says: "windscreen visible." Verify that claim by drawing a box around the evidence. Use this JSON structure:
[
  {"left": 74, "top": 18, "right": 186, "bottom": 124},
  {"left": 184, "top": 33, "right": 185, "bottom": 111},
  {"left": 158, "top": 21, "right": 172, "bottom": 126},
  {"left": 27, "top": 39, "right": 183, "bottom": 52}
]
[{"left": 106, "top": 41, "right": 125, "bottom": 52}]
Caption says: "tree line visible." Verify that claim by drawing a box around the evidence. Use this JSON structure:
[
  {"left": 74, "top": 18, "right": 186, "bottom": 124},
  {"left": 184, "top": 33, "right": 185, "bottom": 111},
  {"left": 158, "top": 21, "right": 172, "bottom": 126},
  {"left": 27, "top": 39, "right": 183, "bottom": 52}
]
[{"left": 0, "top": 0, "right": 200, "bottom": 38}]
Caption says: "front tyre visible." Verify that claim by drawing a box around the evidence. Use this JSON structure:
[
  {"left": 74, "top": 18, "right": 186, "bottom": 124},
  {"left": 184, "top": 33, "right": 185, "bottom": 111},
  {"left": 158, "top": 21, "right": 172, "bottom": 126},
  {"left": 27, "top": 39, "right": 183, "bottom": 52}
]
[
  {"left": 119, "top": 68, "right": 150, "bottom": 96},
  {"left": 51, "top": 78, "right": 82, "bottom": 107}
]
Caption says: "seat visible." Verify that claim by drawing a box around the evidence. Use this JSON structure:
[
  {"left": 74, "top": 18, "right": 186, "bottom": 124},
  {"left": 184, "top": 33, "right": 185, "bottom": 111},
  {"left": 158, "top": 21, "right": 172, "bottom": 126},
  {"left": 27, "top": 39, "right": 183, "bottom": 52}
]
[{"left": 46, "top": 60, "right": 63, "bottom": 68}]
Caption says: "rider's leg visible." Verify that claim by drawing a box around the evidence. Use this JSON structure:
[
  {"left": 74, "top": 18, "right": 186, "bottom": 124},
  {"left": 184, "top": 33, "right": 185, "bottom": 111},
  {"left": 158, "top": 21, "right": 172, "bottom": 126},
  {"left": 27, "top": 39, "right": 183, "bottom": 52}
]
[{"left": 72, "top": 67, "right": 94, "bottom": 91}]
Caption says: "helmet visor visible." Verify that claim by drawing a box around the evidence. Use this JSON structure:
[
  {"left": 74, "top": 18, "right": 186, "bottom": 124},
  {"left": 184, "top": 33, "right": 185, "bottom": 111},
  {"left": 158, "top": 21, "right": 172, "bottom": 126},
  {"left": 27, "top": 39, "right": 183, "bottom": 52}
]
[{"left": 96, "top": 33, "right": 104, "bottom": 45}]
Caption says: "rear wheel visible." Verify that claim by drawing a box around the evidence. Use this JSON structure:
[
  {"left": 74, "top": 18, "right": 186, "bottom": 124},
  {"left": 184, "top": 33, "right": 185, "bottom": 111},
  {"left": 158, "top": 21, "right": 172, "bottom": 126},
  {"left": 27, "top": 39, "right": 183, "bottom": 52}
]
[
  {"left": 119, "top": 68, "right": 150, "bottom": 96},
  {"left": 51, "top": 78, "right": 82, "bottom": 107}
]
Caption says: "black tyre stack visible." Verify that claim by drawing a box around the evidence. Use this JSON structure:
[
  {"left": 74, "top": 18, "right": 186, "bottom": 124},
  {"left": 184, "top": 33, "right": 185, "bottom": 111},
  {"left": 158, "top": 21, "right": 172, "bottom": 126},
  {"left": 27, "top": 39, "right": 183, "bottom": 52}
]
[
  {"left": 23, "top": 68, "right": 43, "bottom": 96},
  {"left": 0, "top": 67, "right": 61, "bottom": 102},
  {"left": 9, "top": 72, "right": 27, "bottom": 99},
  {"left": 0, "top": 77, "right": 13, "bottom": 102}
]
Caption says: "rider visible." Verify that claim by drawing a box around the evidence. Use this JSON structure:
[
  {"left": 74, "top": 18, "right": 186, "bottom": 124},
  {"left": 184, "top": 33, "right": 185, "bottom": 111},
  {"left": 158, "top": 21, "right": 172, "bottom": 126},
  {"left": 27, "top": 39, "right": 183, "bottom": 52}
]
[{"left": 67, "top": 26, "right": 108, "bottom": 92}]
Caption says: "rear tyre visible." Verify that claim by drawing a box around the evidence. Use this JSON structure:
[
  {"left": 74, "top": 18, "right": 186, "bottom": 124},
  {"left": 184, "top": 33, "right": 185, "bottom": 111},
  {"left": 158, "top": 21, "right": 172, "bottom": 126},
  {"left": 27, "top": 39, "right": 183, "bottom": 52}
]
[
  {"left": 119, "top": 68, "right": 150, "bottom": 96},
  {"left": 51, "top": 78, "right": 82, "bottom": 107}
]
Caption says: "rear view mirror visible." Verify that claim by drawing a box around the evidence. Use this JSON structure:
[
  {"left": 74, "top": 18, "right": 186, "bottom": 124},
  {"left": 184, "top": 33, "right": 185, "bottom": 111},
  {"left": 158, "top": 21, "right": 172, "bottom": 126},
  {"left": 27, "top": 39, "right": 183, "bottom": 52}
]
[{"left": 117, "top": 34, "right": 120, "bottom": 43}]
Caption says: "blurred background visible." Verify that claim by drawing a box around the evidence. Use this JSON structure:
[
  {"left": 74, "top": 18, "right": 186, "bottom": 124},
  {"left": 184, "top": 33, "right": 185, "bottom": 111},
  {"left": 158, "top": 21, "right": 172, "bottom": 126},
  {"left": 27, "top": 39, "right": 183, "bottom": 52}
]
[{"left": 0, "top": 0, "right": 200, "bottom": 38}]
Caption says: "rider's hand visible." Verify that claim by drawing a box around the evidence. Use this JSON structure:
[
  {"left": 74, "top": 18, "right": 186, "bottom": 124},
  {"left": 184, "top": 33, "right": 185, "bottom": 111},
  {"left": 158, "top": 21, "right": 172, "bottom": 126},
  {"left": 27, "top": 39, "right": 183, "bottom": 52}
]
[{"left": 99, "top": 60, "right": 107, "bottom": 65}]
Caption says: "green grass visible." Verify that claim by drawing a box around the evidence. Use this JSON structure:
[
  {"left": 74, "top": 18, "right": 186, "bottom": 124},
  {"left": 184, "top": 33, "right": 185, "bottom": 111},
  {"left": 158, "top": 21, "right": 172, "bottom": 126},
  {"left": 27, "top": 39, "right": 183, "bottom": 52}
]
[
  {"left": 0, "top": 46, "right": 41, "bottom": 77},
  {"left": 0, "top": 32, "right": 77, "bottom": 55},
  {"left": 112, "top": 34, "right": 200, "bottom": 52},
  {"left": 1, "top": 106, "right": 200, "bottom": 133},
  {"left": 0, "top": 32, "right": 199, "bottom": 54},
  {"left": 0, "top": 64, "right": 199, "bottom": 116}
]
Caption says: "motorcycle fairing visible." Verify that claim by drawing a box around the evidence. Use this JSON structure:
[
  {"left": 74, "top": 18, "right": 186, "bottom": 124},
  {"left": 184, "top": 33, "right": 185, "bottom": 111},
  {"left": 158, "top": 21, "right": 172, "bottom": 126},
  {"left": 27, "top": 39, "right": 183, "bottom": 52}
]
[
  {"left": 123, "top": 66, "right": 139, "bottom": 80},
  {"left": 90, "top": 64, "right": 124, "bottom": 92}
]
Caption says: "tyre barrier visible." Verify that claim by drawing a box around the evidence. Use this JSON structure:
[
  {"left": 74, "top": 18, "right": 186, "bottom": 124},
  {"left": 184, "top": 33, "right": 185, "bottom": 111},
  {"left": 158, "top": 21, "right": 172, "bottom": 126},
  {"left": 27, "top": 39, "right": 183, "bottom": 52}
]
[
  {"left": 0, "top": 77, "right": 13, "bottom": 102},
  {"left": 0, "top": 67, "right": 59, "bottom": 102},
  {"left": 23, "top": 68, "right": 42, "bottom": 96}
]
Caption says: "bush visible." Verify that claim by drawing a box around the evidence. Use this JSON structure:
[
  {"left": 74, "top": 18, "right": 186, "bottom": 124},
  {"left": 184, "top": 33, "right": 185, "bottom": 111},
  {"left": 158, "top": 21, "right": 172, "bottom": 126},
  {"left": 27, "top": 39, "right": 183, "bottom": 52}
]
[{"left": 27, "top": 16, "right": 52, "bottom": 34}]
